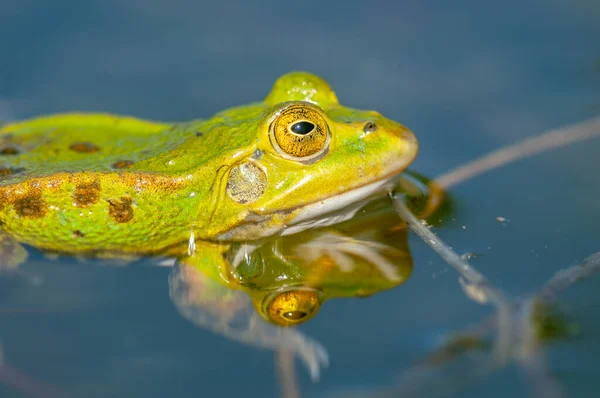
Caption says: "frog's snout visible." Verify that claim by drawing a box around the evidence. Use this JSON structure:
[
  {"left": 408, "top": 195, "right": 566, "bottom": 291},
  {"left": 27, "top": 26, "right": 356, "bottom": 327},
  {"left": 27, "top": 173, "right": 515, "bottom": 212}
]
[
  {"left": 389, "top": 123, "right": 418, "bottom": 145},
  {"left": 360, "top": 118, "right": 415, "bottom": 145}
]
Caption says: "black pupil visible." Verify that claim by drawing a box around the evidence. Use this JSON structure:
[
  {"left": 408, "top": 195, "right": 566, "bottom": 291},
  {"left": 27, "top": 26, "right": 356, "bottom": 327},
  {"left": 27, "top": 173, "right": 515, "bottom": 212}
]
[
  {"left": 283, "top": 311, "right": 307, "bottom": 320},
  {"left": 290, "top": 121, "right": 315, "bottom": 135}
]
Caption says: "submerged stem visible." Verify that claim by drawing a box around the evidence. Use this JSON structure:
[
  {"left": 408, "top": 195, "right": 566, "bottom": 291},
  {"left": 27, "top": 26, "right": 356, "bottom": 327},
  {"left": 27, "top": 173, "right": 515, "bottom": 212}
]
[
  {"left": 390, "top": 193, "right": 570, "bottom": 397},
  {"left": 391, "top": 193, "right": 515, "bottom": 362},
  {"left": 538, "top": 252, "right": 600, "bottom": 303},
  {"left": 390, "top": 193, "right": 505, "bottom": 305},
  {"left": 276, "top": 350, "right": 301, "bottom": 398}
]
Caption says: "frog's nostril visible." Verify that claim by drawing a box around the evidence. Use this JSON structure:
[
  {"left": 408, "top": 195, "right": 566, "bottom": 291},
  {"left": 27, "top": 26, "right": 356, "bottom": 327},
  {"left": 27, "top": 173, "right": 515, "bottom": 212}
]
[{"left": 363, "top": 121, "right": 378, "bottom": 134}]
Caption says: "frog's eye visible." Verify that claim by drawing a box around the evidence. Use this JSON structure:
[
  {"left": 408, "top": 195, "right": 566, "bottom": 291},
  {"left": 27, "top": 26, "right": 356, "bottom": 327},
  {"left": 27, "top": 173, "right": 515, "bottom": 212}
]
[
  {"left": 262, "top": 287, "right": 322, "bottom": 327},
  {"left": 269, "top": 103, "right": 331, "bottom": 162}
]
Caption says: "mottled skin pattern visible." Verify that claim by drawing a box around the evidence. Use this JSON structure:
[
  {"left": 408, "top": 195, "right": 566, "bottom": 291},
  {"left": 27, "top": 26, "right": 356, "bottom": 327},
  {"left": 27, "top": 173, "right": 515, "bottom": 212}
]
[{"left": 0, "top": 72, "right": 418, "bottom": 287}]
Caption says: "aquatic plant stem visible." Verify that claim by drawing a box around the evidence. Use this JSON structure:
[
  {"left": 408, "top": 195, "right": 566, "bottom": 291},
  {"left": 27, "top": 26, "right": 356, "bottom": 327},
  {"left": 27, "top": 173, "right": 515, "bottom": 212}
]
[
  {"left": 333, "top": 117, "right": 600, "bottom": 397},
  {"left": 390, "top": 194, "right": 600, "bottom": 398},
  {"left": 435, "top": 116, "right": 600, "bottom": 189},
  {"left": 276, "top": 350, "right": 301, "bottom": 398},
  {"left": 391, "top": 193, "right": 514, "bottom": 362},
  {"left": 538, "top": 252, "right": 600, "bottom": 302},
  {"left": 516, "top": 299, "right": 564, "bottom": 398}
]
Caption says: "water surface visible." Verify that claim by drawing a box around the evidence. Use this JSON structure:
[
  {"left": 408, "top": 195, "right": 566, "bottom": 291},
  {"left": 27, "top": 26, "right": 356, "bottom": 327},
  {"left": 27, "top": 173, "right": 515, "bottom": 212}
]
[{"left": 1, "top": 1, "right": 599, "bottom": 397}]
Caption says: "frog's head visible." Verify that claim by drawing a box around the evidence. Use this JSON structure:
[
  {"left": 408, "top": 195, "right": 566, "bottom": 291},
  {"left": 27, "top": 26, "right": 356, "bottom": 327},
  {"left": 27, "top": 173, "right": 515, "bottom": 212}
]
[{"left": 208, "top": 71, "right": 417, "bottom": 240}]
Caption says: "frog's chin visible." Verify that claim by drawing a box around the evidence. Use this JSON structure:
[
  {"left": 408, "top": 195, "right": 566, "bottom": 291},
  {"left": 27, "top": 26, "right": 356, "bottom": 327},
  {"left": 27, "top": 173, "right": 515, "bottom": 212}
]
[
  {"left": 280, "top": 174, "right": 399, "bottom": 237},
  {"left": 215, "top": 173, "right": 402, "bottom": 242}
]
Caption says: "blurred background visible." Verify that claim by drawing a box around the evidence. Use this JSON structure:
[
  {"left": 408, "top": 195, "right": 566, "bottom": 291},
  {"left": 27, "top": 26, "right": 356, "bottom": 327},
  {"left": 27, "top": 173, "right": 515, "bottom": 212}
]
[{"left": 1, "top": 1, "right": 599, "bottom": 397}]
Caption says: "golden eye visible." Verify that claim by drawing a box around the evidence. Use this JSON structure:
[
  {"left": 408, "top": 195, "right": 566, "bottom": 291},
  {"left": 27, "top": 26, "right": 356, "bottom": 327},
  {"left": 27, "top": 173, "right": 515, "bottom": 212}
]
[
  {"left": 262, "top": 287, "right": 322, "bottom": 327},
  {"left": 269, "top": 103, "right": 330, "bottom": 161}
]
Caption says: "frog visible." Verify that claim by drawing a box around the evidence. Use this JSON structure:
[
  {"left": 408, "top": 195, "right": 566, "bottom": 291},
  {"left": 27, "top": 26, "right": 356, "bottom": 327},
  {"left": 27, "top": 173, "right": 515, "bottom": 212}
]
[
  {"left": 0, "top": 71, "right": 441, "bottom": 379},
  {"left": 0, "top": 70, "right": 424, "bottom": 274}
]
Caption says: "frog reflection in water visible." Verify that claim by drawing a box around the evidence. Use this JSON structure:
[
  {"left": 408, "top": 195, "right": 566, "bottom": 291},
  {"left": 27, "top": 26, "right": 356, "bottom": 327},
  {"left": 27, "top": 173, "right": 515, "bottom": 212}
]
[
  {"left": 0, "top": 72, "right": 440, "bottom": 378},
  {"left": 170, "top": 191, "right": 430, "bottom": 376}
]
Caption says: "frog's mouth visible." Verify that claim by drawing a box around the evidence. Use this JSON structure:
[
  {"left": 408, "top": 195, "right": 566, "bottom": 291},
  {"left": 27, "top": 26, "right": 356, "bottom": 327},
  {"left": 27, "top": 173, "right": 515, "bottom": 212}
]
[
  {"left": 280, "top": 174, "right": 399, "bottom": 236},
  {"left": 216, "top": 173, "right": 400, "bottom": 242}
]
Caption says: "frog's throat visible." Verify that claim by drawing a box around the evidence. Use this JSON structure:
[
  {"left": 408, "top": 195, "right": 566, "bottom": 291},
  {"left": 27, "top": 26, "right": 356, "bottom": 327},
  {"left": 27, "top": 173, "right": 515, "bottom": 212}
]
[{"left": 280, "top": 174, "right": 399, "bottom": 236}]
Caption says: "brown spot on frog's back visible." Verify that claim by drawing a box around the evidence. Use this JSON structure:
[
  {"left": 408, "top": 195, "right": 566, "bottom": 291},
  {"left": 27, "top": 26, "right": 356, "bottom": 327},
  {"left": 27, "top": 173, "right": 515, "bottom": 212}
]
[
  {"left": 69, "top": 142, "right": 100, "bottom": 153},
  {"left": 108, "top": 196, "right": 134, "bottom": 223},
  {"left": 0, "top": 166, "right": 25, "bottom": 180},
  {"left": 73, "top": 180, "right": 101, "bottom": 207},
  {"left": 111, "top": 160, "right": 135, "bottom": 169},
  {"left": 0, "top": 147, "right": 19, "bottom": 155},
  {"left": 13, "top": 191, "right": 46, "bottom": 218},
  {"left": 72, "top": 230, "right": 85, "bottom": 238}
]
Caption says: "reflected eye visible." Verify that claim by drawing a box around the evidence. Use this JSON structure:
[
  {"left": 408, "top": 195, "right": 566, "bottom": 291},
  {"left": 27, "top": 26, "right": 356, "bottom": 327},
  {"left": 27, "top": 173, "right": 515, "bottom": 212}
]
[
  {"left": 262, "top": 287, "right": 322, "bottom": 327},
  {"left": 269, "top": 103, "right": 330, "bottom": 161},
  {"left": 283, "top": 310, "right": 307, "bottom": 320}
]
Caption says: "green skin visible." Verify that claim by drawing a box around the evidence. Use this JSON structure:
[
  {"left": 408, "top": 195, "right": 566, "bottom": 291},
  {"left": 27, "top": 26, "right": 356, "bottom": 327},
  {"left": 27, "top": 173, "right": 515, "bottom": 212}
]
[
  {"left": 0, "top": 71, "right": 417, "bottom": 279},
  {"left": 0, "top": 72, "right": 426, "bottom": 376}
]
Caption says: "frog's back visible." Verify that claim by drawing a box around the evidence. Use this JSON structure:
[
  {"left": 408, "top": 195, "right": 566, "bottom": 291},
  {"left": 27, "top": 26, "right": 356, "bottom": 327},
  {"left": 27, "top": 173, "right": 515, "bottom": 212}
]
[
  {"left": 0, "top": 113, "right": 176, "bottom": 182},
  {"left": 0, "top": 113, "right": 208, "bottom": 254}
]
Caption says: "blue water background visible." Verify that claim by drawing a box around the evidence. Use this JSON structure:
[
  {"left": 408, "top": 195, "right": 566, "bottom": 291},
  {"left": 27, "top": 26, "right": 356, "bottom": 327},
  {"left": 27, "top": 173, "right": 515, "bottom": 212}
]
[{"left": 1, "top": 1, "right": 599, "bottom": 397}]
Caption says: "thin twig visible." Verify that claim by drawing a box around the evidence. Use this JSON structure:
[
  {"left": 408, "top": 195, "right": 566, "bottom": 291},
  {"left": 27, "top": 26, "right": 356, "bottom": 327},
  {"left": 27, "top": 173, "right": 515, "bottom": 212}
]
[
  {"left": 391, "top": 194, "right": 514, "bottom": 362},
  {"left": 515, "top": 300, "right": 564, "bottom": 398},
  {"left": 325, "top": 118, "right": 600, "bottom": 397},
  {"left": 276, "top": 350, "right": 301, "bottom": 398},
  {"left": 538, "top": 252, "right": 600, "bottom": 303},
  {"left": 435, "top": 117, "right": 600, "bottom": 189}
]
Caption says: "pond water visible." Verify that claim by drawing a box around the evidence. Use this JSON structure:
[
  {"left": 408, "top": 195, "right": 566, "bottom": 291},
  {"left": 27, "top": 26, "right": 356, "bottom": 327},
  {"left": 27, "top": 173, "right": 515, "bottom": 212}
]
[{"left": 1, "top": 1, "right": 599, "bottom": 397}]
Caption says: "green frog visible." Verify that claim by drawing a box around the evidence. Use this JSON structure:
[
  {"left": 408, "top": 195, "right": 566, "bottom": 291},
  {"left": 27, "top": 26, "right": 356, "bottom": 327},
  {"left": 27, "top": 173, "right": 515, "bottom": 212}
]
[
  {"left": 0, "top": 71, "right": 439, "bottom": 378},
  {"left": 0, "top": 70, "right": 421, "bottom": 279}
]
